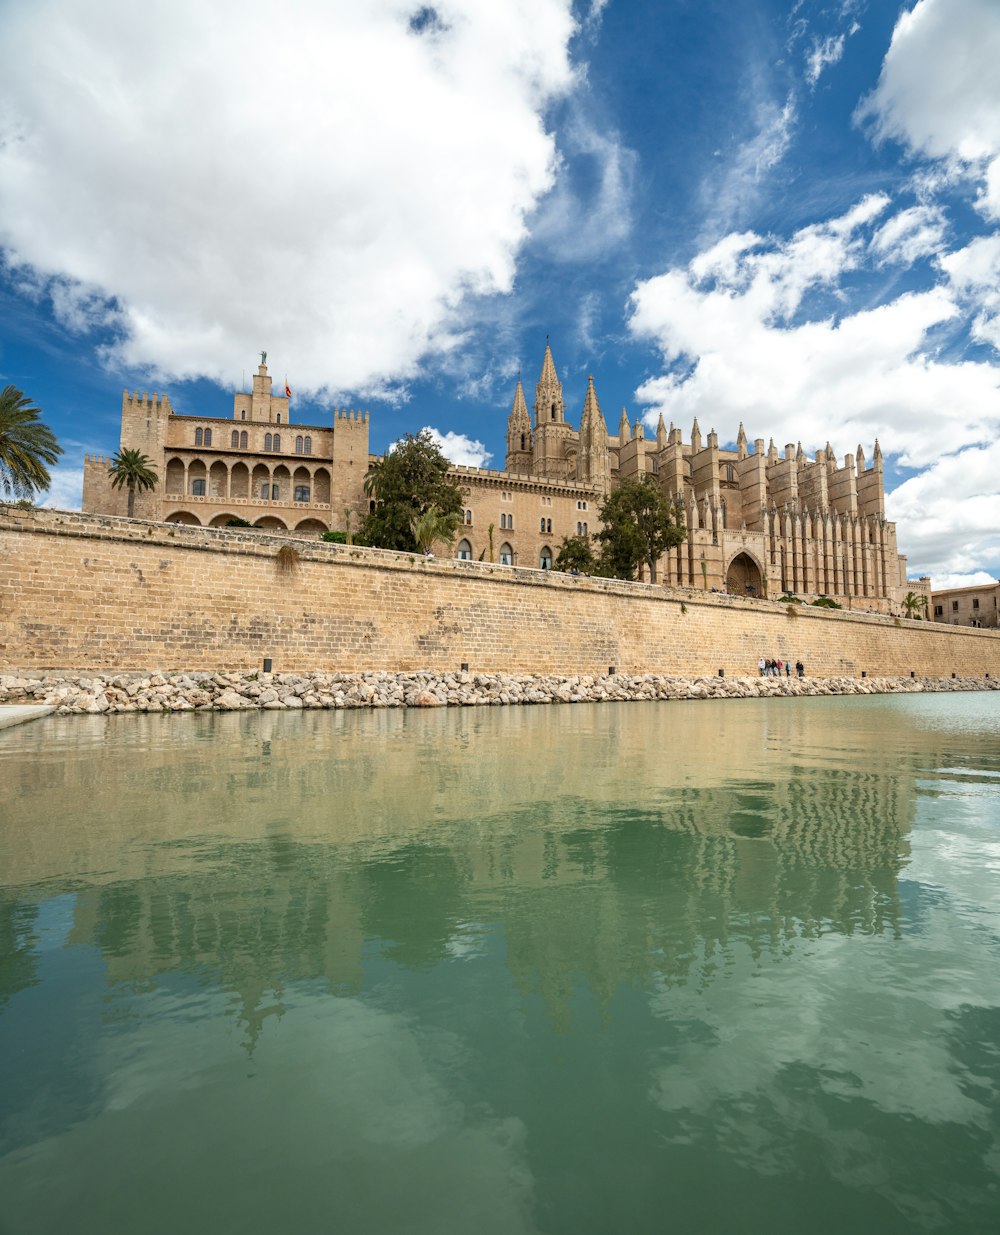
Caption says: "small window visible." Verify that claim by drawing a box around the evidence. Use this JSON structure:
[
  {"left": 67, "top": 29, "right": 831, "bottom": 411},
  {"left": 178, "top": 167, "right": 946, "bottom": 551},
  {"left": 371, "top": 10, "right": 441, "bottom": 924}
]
[
  {"left": 294, "top": 485, "right": 310, "bottom": 503},
  {"left": 204, "top": 429, "right": 212, "bottom": 447},
  {"left": 271, "top": 484, "right": 280, "bottom": 501},
  {"left": 540, "top": 518, "right": 546, "bottom": 532},
  {"left": 952, "top": 601, "right": 959, "bottom": 612},
  {"left": 295, "top": 435, "right": 304, "bottom": 454},
  {"left": 547, "top": 519, "right": 552, "bottom": 533},
  {"left": 260, "top": 482, "right": 270, "bottom": 500},
  {"left": 195, "top": 428, "right": 203, "bottom": 446},
  {"left": 934, "top": 605, "right": 943, "bottom": 616},
  {"left": 241, "top": 409, "right": 246, "bottom": 420},
  {"left": 191, "top": 478, "right": 206, "bottom": 496},
  {"left": 265, "top": 433, "right": 273, "bottom": 451},
  {"left": 276, "top": 414, "right": 282, "bottom": 424},
  {"left": 240, "top": 431, "right": 248, "bottom": 449},
  {"left": 582, "top": 522, "right": 588, "bottom": 536},
  {"left": 973, "top": 598, "right": 980, "bottom": 609},
  {"left": 520, "top": 433, "right": 526, "bottom": 451},
  {"left": 231, "top": 430, "right": 239, "bottom": 448},
  {"left": 465, "top": 510, "right": 473, "bottom": 524},
  {"left": 304, "top": 436, "right": 311, "bottom": 454},
  {"left": 577, "top": 522, "right": 582, "bottom": 536}
]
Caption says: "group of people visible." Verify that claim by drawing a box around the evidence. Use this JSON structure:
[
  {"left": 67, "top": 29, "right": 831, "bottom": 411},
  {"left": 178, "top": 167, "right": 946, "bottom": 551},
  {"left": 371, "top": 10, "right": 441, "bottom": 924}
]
[{"left": 758, "top": 657, "right": 805, "bottom": 678}]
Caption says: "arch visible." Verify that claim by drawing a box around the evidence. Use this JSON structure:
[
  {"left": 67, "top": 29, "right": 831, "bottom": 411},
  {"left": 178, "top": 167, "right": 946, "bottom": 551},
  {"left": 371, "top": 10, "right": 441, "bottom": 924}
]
[
  {"left": 252, "top": 463, "right": 271, "bottom": 500},
  {"left": 295, "top": 518, "right": 328, "bottom": 534},
  {"left": 313, "top": 467, "right": 331, "bottom": 503},
  {"left": 188, "top": 459, "right": 207, "bottom": 497},
  {"left": 254, "top": 516, "right": 287, "bottom": 531},
  {"left": 230, "top": 462, "right": 249, "bottom": 499},
  {"left": 456, "top": 538, "right": 473, "bottom": 560},
  {"left": 165, "top": 510, "right": 201, "bottom": 526},
  {"left": 499, "top": 541, "right": 514, "bottom": 565},
  {"left": 209, "top": 513, "right": 241, "bottom": 528},
  {"left": 165, "top": 457, "right": 185, "bottom": 496},
  {"left": 209, "top": 460, "right": 228, "bottom": 498},
  {"left": 540, "top": 546, "right": 552, "bottom": 570},
  {"left": 726, "top": 551, "right": 764, "bottom": 598}
]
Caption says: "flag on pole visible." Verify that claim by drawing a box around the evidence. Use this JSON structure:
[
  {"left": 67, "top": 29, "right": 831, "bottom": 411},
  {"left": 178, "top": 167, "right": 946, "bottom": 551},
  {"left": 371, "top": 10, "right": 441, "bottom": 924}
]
[{"left": 285, "top": 379, "right": 292, "bottom": 399}]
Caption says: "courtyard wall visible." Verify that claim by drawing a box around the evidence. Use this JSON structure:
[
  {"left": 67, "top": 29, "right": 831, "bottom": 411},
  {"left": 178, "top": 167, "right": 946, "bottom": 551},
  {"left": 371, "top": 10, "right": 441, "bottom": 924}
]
[{"left": 3, "top": 505, "right": 999, "bottom": 677}]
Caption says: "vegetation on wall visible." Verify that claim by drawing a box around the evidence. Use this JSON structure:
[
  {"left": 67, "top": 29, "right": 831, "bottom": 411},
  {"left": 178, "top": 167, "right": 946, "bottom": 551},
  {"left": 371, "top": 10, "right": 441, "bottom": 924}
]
[
  {"left": 107, "top": 448, "right": 159, "bottom": 518},
  {"left": 361, "top": 430, "right": 465, "bottom": 553},
  {"left": 595, "top": 478, "right": 686, "bottom": 583},
  {"left": 0, "top": 385, "right": 62, "bottom": 501}
]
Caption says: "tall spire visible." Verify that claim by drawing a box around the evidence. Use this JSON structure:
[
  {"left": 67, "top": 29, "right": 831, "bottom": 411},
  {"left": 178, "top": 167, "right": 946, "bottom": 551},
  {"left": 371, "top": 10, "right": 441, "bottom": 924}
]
[
  {"left": 690, "top": 418, "right": 702, "bottom": 452},
  {"left": 618, "top": 406, "right": 631, "bottom": 443},
  {"left": 539, "top": 341, "right": 559, "bottom": 388},
  {"left": 505, "top": 374, "right": 533, "bottom": 470},
  {"left": 656, "top": 411, "right": 667, "bottom": 449},
  {"left": 533, "top": 339, "right": 565, "bottom": 428},
  {"left": 577, "top": 374, "right": 610, "bottom": 489},
  {"left": 736, "top": 422, "right": 748, "bottom": 458}
]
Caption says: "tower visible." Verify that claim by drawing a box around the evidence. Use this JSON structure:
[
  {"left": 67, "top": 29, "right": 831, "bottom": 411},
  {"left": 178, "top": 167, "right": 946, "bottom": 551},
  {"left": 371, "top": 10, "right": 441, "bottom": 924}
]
[
  {"left": 532, "top": 341, "right": 573, "bottom": 479},
  {"left": 576, "top": 375, "right": 611, "bottom": 491},
  {"left": 505, "top": 376, "right": 533, "bottom": 472}
]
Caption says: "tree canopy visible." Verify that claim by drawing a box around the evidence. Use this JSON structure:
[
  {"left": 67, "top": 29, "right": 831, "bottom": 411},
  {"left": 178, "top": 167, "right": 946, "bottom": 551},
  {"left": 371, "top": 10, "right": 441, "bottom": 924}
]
[
  {"left": 108, "top": 448, "right": 159, "bottom": 518},
  {"left": 595, "top": 477, "right": 686, "bottom": 583},
  {"left": 554, "top": 534, "right": 597, "bottom": 574},
  {"left": 0, "top": 386, "right": 62, "bottom": 501},
  {"left": 361, "top": 430, "right": 465, "bottom": 552}
]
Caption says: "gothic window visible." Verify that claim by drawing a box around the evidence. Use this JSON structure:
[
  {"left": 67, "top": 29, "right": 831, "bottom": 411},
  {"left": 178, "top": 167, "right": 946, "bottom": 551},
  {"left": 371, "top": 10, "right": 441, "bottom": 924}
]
[
  {"left": 273, "top": 434, "right": 281, "bottom": 451},
  {"left": 582, "top": 522, "right": 588, "bottom": 536},
  {"left": 195, "top": 428, "right": 203, "bottom": 446},
  {"left": 540, "top": 547, "right": 552, "bottom": 570},
  {"left": 265, "top": 433, "right": 273, "bottom": 451},
  {"left": 725, "top": 464, "right": 735, "bottom": 482},
  {"left": 577, "top": 522, "right": 583, "bottom": 536},
  {"left": 240, "top": 410, "right": 246, "bottom": 420},
  {"left": 304, "top": 436, "right": 311, "bottom": 454},
  {"left": 465, "top": 510, "right": 473, "bottom": 524},
  {"left": 276, "top": 414, "right": 282, "bottom": 424},
  {"left": 551, "top": 404, "right": 556, "bottom": 420},
  {"left": 231, "top": 430, "right": 239, "bottom": 448},
  {"left": 204, "top": 429, "right": 212, "bottom": 447},
  {"left": 191, "top": 478, "right": 206, "bottom": 496},
  {"left": 294, "top": 485, "right": 310, "bottom": 503},
  {"left": 546, "top": 519, "right": 552, "bottom": 533},
  {"left": 540, "top": 518, "right": 546, "bottom": 532},
  {"left": 240, "top": 431, "right": 248, "bottom": 449},
  {"left": 295, "top": 436, "right": 304, "bottom": 454},
  {"left": 520, "top": 433, "right": 526, "bottom": 451},
  {"left": 499, "top": 542, "right": 513, "bottom": 565},
  {"left": 457, "top": 539, "right": 472, "bottom": 561}
]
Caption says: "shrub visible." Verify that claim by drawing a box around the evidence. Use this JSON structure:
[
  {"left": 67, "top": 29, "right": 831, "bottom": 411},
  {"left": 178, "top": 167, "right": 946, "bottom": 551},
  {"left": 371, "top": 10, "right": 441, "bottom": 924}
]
[
  {"left": 226, "top": 517, "right": 253, "bottom": 527},
  {"left": 321, "top": 530, "right": 347, "bottom": 544},
  {"left": 811, "top": 596, "right": 842, "bottom": 610}
]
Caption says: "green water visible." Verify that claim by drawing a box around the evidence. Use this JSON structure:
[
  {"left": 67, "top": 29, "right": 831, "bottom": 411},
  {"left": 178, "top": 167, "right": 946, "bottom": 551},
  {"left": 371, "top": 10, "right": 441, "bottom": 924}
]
[{"left": 2, "top": 696, "right": 999, "bottom": 1234}]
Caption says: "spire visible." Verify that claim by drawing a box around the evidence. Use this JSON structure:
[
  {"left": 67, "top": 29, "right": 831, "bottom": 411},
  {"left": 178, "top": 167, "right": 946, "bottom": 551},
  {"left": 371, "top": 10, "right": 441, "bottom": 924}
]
[
  {"left": 656, "top": 412, "right": 667, "bottom": 449},
  {"left": 768, "top": 437, "right": 778, "bottom": 464},
  {"left": 634, "top": 416, "right": 644, "bottom": 441},
  {"left": 510, "top": 376, "right": 529, "bottom": 424},
  {"left": 577, "top": 374, "right": 610, "bottom": 489},
  {"left": 873, "top": 438, "right": 882, "bottom": 467},
  {"left": 796, "top": 441, "right": 805, "bottom": 464},
  {"left": 736, "top": 422, "right": 748, "bottom": 459},
  {"left": 506, "top": 374, "right": 533, "bottom": 469},
  {"left": 618, "top": 407, "right": 631, "bottom": 443},
  {"left": 539, "top": 341, "right": 559, "bottom": 388},
  {"left": 533, "top": 339, "right": 565, "bottom": 428},
  {"left": 691, "top": 418, "right": 702, "bottom": 452},
  {"left": 856, "top": 443, "right": 866, "bottom": 471}
]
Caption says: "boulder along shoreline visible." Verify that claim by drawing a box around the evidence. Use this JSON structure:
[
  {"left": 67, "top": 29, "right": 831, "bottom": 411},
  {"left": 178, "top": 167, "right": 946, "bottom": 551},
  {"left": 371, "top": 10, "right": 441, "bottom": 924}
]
[{"left": 1, "top": 670, "right": 998, "bottom": 714}]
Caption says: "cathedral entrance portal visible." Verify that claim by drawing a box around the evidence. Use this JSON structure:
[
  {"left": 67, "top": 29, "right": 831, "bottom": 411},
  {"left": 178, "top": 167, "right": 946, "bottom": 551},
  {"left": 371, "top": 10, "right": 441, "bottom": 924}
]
[{"left": 726, "top": 552, "right": 763, "bottom": 598}]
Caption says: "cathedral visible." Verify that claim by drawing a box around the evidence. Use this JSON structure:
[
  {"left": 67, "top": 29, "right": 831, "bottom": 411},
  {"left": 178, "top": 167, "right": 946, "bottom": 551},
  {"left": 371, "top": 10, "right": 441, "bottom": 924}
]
[{"left": 81, "top": 343, "right": 924, "bottom": 611}]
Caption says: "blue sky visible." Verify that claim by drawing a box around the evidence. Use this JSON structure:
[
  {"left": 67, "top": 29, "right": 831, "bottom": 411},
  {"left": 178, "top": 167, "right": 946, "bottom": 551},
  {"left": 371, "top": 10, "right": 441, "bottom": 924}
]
[{"left": 2, "top": 0, "right": 999, "bottom": 585}]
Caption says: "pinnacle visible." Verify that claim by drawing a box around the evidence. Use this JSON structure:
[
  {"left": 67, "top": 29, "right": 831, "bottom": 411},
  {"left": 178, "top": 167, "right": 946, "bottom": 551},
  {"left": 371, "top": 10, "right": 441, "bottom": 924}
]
[{"left": 538, "top": 341, "right": 559, "bottom": 387}]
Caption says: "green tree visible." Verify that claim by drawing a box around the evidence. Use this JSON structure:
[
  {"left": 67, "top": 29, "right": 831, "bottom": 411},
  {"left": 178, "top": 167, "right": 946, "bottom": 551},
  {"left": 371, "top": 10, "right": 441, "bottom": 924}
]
[
  {"left": 361, "top": 430, "right": 465, "bottom": 552},
  {"left": 555, "top": 533, "right": 597, "bottom": 573},
  {"left": 902, "top": 591, "right": 922, "bottom": 619},
  {"left": 108, "top": 448, "right": 159, "bottom": 518},
  {"left": 411, "top": 505, "right": 462, "bottom": 554},
  {"left": 595, "top": 477, "right": 685, "bottom": 583},
  {"left": 0, "top": 386, "right": 62, "bottom": 500}
]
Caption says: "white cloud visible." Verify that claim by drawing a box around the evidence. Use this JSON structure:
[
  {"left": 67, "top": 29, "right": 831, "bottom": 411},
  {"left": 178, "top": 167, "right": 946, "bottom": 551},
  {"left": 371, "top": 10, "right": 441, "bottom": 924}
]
[
  {"left": 420, "top": 427, "right": 492, "bottom": 469},
  {"left": 627, "top": 197, "right": 1000, "bottom": 578},
  {"left": 859, "top": 0, "right": 1000, "bottom": 218},
  {"left": 940, "top": 233, "right": 1000, "bottom": 355},
  {"left": 805, "top": 34, "right": 845, "bottom": 87},
  {"left": 39, "top": 464, "right": 83, "bottom": 511},
  {"left": 931, "top": 570, "right": 998, "bottom": 591},
  {"left": 0, "top": 0, "right": 576, "bottom": 398},
  {"left": 870, "top": 205, "right": 946, "bottom": 266}
]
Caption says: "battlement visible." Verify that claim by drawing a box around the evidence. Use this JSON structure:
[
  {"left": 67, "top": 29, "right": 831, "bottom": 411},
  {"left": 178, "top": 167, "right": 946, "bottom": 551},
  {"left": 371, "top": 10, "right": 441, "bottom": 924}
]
[
  {"left": 335, "top": 409, "right": 369, "bottom": 423},
  {"left": 123, "top": 390, "right": 173, "bottom": 415}
]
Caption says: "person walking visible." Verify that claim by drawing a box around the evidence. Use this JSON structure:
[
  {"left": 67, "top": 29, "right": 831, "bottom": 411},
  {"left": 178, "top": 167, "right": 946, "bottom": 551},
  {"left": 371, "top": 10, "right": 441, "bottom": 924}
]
[
  {"left": 785, "top": 660, "right": 791, "bottom": 678},
  {"left": 796, "top": 660, "right": 804, "bottom": 679},
  {"left": 758, "top": 657, "right": 766, "bottom": 676}
]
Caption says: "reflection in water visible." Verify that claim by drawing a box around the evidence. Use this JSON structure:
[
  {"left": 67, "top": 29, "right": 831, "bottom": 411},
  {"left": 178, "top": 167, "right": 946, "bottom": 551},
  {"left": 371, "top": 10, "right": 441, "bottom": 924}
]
[{"left": 1, "top": 696, "right": 999, "bottom": 1234}]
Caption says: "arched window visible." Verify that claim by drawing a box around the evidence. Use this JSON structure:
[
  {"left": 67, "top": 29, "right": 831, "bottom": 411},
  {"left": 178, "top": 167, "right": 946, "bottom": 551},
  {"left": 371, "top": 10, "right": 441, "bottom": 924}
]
[
  {"left": 582, "top": 522, "right": 587, "bottom": 536},
  {"left": 546, "top": 519, "right": 552, "bottom": 533},
  {"left": 725, "top": 464, "right": 735, "bottom": 482},
  {"left": 195, "top": 428, "right": 203, "bottom": 446},
  {"left": 520, "top": 433, "right": 526, "bottom": 451},
  {"left": 276, "top": 413, "right": 282, "bottom": 424},
  {"left": 240, "top": 409, "right": 246, "bottom": 421},
  {"left": 499, "top": 542, "right": 513, "bottom": 565},
  {"left": 204, "top": 429, "right": 212, "bottom": 447},
  {"left": 231, "top": 430, "right": 239, "bottom": 448},
  {"left": 304, "top": 436, "right": 311, "bottom": 454},
  {"left": 540, "top": 547, "right": 552, "bottom": 570},
  {"left": 295, "top": 435, "right": 304, "bottom": 454},
  {"left": 465, "top": 510, "right": 473, "bottom": 524},
  {"left": 577, "top": 522, "right": 582, "bottom": 536},
  {"left": 457, "top": 539, "right": 472, "bottom": 561},
  {"left": 499, "top": 513, "right": 507, "bottom": 530},
  {"left": 540, "top": 517, "right": 546, "bottom": 532},
  {"left": 507, "top": 514, "right": 514, "bottom": 530},
  {"left": 240, "top": 431, "right": 248, "bottom": 449},
  {"left": 273, "top": 434, "right": 280, "bottom": 451},
  {"left": 265, "top": 433, "right": 273, "bottom": 451}
]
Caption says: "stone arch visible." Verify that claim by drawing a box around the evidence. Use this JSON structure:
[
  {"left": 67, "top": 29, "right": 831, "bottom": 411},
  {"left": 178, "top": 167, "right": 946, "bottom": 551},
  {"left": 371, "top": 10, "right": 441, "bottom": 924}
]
[
  {"left": 254, "top": 516, "right": 287, "bottom": 531},
  {"left": 230, "top": 462, "right": 249, "bottom": 499},
  {"left": 209, "top": 513, "right": 241, "bottom": 528},
  {"left": 165, "top": 510, "right": 201, "bottom": 526},
  {"left": 251, "top": 463, "right": 271, "bottom": 501},
  {"left": 187, "top": 459, "right": 207, "bottom": 497},
  {"left": 209, "top": 459, "right": 228, "bottom": 498},
  {"left": 165, "top": 457, "right": 185, "bottom": 496},
  {"left": 499, "top": 541, "right": 514, "bottom": 565},
  {"left": 539, "top": 545, "right": 553, "bottom": 570},
  {"left": 313, "top": 467, "right": 331, "bottom": 503},
  {"left": 273, "top": 464, "right": 291, "bottom": 502},
  {"left": 295, "top": 518, "right": 327, "bottom": 534},
  {"left": 726, "top": 550, "right": 764, "bottom": 597}
]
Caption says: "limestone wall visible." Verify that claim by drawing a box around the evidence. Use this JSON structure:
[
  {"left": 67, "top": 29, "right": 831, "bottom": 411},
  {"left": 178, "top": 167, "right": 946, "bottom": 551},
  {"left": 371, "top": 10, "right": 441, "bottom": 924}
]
[{"left": 3, "top": 505, "right": 1000, "bottom": 677}]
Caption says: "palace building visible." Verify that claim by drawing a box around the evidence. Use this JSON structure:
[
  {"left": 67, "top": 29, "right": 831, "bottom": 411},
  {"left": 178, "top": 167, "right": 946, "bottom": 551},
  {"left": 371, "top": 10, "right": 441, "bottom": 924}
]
[{"left": 82, "top": 344, "right": 926, "bottom": 610}]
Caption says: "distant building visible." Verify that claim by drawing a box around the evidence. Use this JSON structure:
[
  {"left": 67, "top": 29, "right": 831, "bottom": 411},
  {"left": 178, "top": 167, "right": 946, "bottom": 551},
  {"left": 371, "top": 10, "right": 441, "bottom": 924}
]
[
  {"left": 82, "top": 344, "right": 924, "bottom": 610},
  {"left": 931, "top": 582, "right": 1000, "bottom": 628}
]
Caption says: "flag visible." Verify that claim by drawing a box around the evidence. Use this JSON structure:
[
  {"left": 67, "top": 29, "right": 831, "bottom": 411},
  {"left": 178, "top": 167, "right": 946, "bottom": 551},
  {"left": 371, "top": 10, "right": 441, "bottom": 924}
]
[{"left": 285, "top": 382, "right": 292, "bottom": 399}]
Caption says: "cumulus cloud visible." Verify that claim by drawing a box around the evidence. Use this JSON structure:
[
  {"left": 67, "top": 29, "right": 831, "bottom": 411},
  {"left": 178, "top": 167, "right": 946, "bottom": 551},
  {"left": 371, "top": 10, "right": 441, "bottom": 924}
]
[
  {"left": 39, "top": 463, "right": 84, "bottom": 511},
  {"left": 627, "top": 197, "right": 1000, "bottom": 578},
  {"left": 0, "top": 0, "right": 576, "bottom": 399},
  {"left": 420, "top": 427, "right": 492, "bottom": 469},
  {"left": 859, "top": 0, "right": 1000, "bottom": 218}
]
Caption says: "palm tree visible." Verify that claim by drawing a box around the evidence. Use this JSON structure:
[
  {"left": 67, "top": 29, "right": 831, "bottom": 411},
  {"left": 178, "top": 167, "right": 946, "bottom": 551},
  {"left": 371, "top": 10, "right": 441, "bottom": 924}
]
[
  {"left": 108, "top": 448, "right": 159, "bottom": 518},
  {"left": 0, "top": 385, "right": 62, "bottom": 500},
  {"left": 902, "top": 591, "right": 922, "bottom": 619},
  {"left": 410, "top": 505, "right": 462, "bottom": 554}
]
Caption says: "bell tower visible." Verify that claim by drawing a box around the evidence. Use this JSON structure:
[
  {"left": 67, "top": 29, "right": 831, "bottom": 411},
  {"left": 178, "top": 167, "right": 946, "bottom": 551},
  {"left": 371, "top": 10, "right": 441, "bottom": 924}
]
[{"left": 532, "top": 341, "right": 572, "bottom": 480}]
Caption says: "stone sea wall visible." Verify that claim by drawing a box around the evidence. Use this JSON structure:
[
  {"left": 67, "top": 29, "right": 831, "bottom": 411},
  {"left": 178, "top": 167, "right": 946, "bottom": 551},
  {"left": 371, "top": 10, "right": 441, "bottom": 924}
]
[
  {"left": 3, "top": 505, "right": 1000, "bottom": 679},
  {"left": 1, "top": 670, "right": 996, "bottom": 715}
]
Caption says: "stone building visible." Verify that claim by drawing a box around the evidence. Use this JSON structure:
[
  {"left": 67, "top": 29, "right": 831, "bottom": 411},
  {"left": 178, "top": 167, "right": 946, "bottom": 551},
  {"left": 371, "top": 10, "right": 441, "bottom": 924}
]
[
  {"left": 931, "top": 582, "right": 1000, "bottom": 628},
  {"left": 82, "top": 344, "right": 923, "bottom": 610}
]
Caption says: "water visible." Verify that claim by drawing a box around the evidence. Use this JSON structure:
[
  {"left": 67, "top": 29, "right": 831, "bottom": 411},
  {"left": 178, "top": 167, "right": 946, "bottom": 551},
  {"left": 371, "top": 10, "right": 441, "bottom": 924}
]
[{"left": 2, "top": 696, "right": 999, "bottom": 1234}]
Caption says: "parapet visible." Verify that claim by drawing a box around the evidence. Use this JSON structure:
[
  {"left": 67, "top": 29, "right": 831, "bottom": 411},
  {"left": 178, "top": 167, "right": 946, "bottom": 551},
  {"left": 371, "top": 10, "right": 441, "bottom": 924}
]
[{"left": 335, "top": 409, "right": 369, "bottom": 423}]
